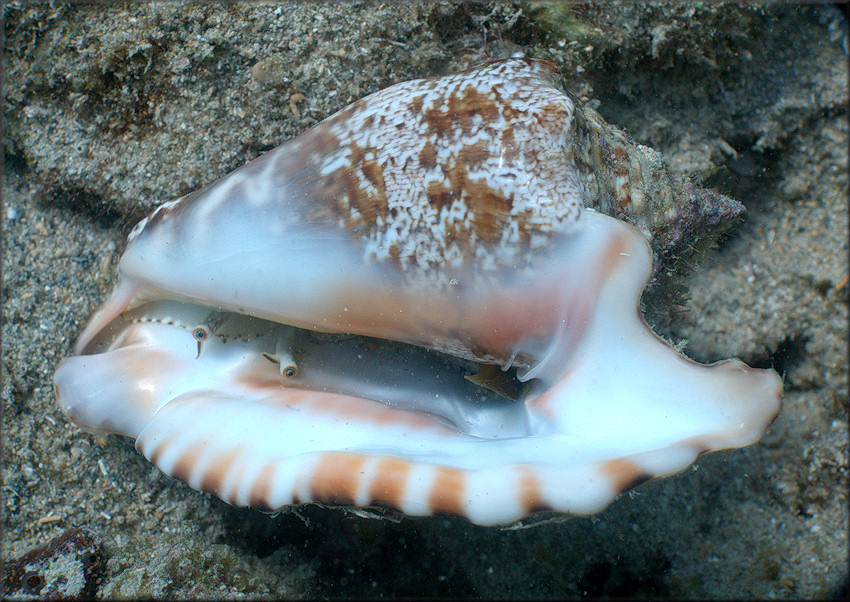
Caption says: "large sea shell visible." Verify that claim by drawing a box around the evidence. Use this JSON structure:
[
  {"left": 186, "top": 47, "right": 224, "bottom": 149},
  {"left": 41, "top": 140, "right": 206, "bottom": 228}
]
[{"left": 53, "top": 59, "right": 781, "bottom": 525}]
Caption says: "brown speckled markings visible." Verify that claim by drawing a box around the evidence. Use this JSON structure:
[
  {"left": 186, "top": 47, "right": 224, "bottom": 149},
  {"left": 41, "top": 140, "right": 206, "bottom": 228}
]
[{"left": 288, "top": 59, "right": 585, "bottom": 275}]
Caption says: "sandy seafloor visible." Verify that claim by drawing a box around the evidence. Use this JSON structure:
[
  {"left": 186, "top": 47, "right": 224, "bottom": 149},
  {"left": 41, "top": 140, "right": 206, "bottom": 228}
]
[{"left": 2, "top": 2, "right": 848, "bottom": 598}]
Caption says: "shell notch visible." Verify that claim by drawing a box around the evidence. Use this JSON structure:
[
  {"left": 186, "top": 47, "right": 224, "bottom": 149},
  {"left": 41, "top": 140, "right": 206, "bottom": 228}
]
[{"left": 54, "top": 58, "right": 781, "bottom": 526}]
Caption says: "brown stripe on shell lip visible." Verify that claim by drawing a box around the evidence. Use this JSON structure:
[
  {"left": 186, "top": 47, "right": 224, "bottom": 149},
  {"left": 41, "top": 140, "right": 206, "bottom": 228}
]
[
  {"left": 367, "top": 457, "right": 412, "bottom": 509},
  {"left": 309, "top": 452, "right": 366, "bottom": 507},
  {"left": 137, "top": 431, "right": 179, "bottom": 468},
  {"left": 199, "top": 447, "right": 243, "bottom": 499},
  {"left": 428, "top": 466, "right": 467, "bottom": 516},
  {"left": 248, "top": 462, "right": 279, "bottom": 511},
  {"left": 517, "top": 467, "right": 552, "bottom": 515},
  {"left": 599, "top": 458, "right": 653, "bottom": 494},
  {"left": 168, "top": 441, "right": 210, "bottom": 488}
]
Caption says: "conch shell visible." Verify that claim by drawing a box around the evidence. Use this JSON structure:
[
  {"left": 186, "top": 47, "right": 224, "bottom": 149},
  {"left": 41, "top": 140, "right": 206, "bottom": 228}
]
[{"left": 54, "top": 59, "right": 781, "bottom": 525}]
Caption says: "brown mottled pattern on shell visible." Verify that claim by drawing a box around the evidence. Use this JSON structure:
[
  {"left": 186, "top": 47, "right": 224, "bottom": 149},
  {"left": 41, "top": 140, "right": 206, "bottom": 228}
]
[
  {"left": 285, "top": 59, "right": 585, "bottom": 275},
  {"left": 131, "top": 58, "right": 687, "bottom": 281},
  {"left": 128, "top": 57, "right": 744, "bottom": 286}
]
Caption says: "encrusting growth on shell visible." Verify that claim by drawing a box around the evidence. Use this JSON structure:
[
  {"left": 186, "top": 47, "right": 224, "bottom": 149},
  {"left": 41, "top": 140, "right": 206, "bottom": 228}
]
[{"left": 568, "top": 81, "right": 745, "bottom": 276}]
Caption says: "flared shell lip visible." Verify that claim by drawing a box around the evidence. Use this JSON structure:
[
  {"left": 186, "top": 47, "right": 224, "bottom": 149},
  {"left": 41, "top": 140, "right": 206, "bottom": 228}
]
[{"left": 75, "top": 280, "right": 140, "bottom": 355}]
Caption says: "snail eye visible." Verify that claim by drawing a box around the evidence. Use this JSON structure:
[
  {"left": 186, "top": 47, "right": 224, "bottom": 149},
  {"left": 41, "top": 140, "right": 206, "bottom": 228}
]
[
  {"left": 192, "top": 327, "right": 209, "bottom": 342},
  {"left": 24, "top": 571, "right": 44, "bottom": 593}
]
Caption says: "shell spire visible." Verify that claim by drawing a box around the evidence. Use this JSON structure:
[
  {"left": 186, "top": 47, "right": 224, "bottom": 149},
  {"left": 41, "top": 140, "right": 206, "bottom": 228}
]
[{"left": 570, "top": 101, "right": 744, "bottom": 273}]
